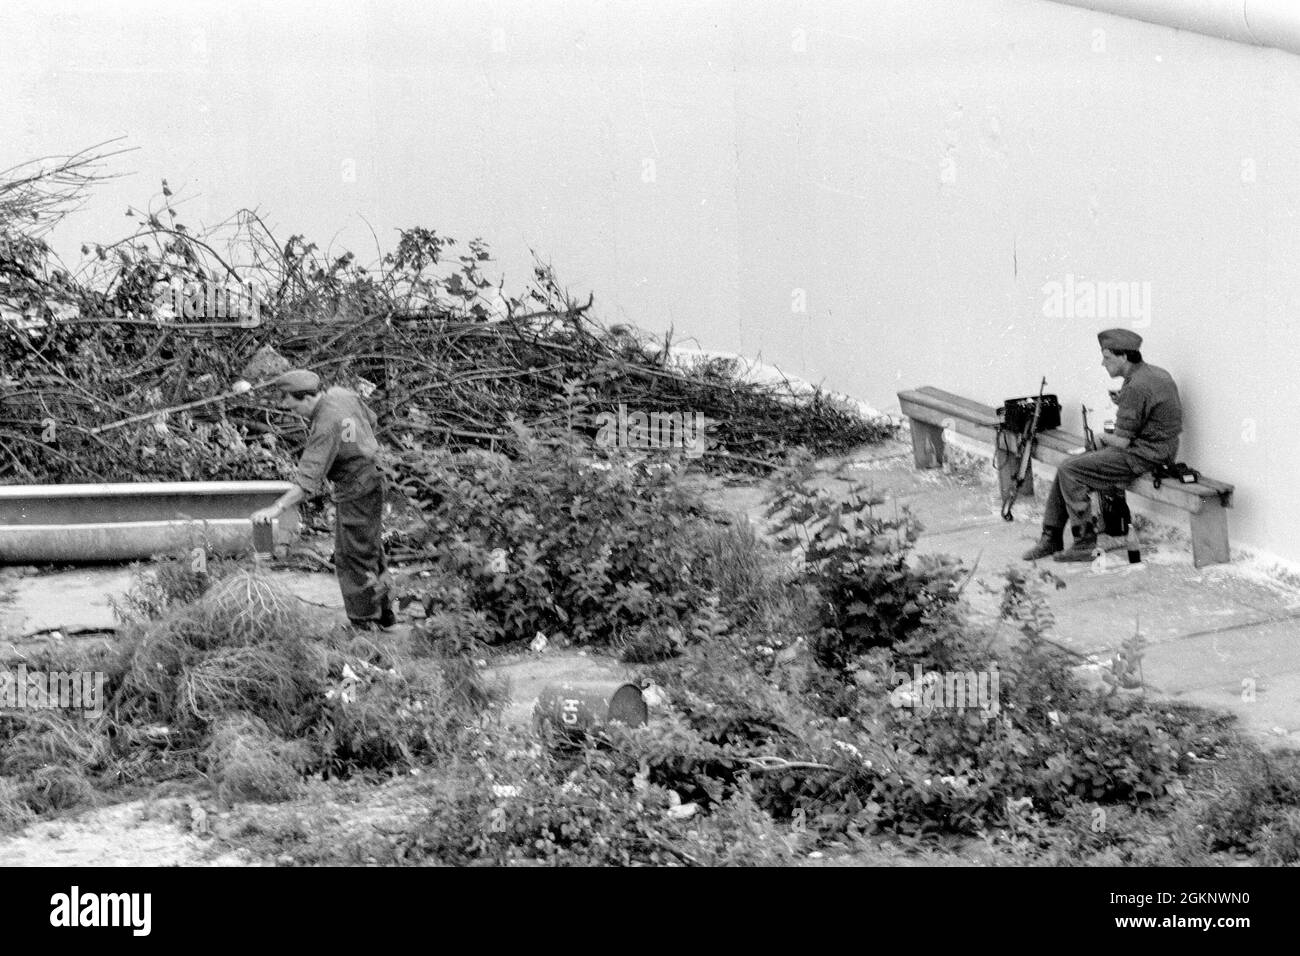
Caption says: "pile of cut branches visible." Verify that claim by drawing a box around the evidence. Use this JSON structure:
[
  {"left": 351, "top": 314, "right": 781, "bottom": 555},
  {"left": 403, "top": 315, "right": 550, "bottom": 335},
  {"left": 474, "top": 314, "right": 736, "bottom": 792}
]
[{"left": 1, "top": 147, "right": 893, "bottom": 484}]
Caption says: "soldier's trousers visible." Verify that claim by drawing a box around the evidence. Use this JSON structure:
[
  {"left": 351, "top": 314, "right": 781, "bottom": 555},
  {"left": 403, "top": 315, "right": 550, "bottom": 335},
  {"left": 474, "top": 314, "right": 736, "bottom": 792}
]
[
  {"left": 1042, "top": 446, "right": 1150, "bottom": 532},
  {"left": 333, "top": 469, "right": 391, "bottom": 623}
]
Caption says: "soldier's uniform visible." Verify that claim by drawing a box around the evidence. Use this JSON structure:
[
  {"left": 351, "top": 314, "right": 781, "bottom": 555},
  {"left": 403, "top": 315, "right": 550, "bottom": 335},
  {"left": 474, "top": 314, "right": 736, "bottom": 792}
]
[
  {"left": 289, "top": 382, "right": 393, "bottom": 626},
  {"left": 1028, "top": 329, "right": 1182, "bottom": 561}
]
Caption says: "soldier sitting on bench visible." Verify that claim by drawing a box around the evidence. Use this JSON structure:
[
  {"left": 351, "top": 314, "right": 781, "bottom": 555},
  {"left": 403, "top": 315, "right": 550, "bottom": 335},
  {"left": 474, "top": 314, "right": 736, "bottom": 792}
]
[{"left": 1023, "top": 328, "right": 1183, "bottom": 562}]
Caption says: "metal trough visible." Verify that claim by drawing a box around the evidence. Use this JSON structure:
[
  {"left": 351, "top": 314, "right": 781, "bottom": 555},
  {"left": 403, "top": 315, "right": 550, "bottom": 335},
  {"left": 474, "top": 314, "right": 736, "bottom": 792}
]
[{"left": 0, "top": 481, "right": 299, "bottom": 564}]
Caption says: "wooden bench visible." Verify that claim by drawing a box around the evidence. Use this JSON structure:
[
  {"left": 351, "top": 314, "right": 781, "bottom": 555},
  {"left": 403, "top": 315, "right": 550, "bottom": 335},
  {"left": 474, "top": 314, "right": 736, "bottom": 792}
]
[{"left": 896, "top": 386, "right": 1235, "bottom": 568}]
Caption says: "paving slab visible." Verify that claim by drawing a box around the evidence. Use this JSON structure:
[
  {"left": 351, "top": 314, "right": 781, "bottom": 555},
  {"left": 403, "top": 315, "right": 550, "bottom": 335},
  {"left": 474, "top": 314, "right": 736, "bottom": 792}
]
[
  {"left": 1050, "top": 588, "right": 1157, "bottom": 654},
  {"left": 1029, "top": 565, "right": 1264, "bottom": 647},
  {"left": 268, "top": 569, "right": 346, "bottom": 612},
  {"left": 1026, "top": 558, "right": 1154, "bottom": 608},
  {"left": 1192, "top": 565, "right": 1300, "bottom": 618},
  {"left": 1142, "top": 619, "right": 1300, "bottom": 738},
  {"left": 903, "top": 488, "right": 1006, "bottom": 532},
  {"left": 0, "top": 566, "right": 131, "bottom": 639}
]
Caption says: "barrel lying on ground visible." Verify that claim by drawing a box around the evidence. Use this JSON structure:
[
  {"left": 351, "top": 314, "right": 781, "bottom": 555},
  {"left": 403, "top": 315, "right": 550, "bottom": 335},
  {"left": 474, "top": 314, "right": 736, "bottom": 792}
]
[{"left": 534, "top": 682, "right": 649, "bottom": 740}]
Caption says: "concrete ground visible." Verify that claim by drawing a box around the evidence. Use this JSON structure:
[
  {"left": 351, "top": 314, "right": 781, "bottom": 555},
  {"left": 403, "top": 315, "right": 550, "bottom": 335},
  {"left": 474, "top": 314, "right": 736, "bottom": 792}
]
[
  {"left": 823, "top": 437, "right": 1300, "bottom": 748},
  {"left": 3, "top": 436, "right": 1298, "bottom": 747}
]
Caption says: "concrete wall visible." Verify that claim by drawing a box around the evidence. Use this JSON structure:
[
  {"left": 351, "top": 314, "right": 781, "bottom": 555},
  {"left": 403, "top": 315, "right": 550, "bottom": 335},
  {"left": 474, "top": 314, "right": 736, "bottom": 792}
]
[{"left": 3, "top": 0, "right": 1297, "bottom": 559}]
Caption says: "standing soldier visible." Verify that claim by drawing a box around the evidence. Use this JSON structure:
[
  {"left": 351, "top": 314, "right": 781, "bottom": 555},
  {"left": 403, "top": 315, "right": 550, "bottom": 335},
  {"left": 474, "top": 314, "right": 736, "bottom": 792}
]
[{"left": 251, "top": 369, "right": 396, "bottom": 629}]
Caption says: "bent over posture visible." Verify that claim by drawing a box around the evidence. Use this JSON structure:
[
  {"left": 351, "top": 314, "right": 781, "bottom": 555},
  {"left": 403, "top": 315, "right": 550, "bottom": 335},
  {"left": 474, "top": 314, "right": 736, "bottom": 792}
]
[
  {"left": 1023, "top": 328, "right": 1182, "bottom": 562},
  {"left": 252, "top": 369, "right": 395, "bottom": 628}
]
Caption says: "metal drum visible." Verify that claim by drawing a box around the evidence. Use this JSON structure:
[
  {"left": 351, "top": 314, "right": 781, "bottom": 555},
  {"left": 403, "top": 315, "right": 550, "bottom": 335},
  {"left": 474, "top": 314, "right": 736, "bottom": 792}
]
[{"left": 534, "top": 682, "right": 648, "bottom": 739}]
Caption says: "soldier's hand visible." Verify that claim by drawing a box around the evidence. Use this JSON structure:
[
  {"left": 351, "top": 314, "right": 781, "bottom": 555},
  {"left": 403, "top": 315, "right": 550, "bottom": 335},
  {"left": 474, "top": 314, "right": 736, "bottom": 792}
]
[{"left": 251, "top": 507, "right": 280, "bottom": 524}]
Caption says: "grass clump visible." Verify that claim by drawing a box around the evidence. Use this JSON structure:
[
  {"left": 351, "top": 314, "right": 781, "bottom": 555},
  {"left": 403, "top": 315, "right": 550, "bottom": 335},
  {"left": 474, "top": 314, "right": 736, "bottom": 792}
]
[
  {"left": 0, "top": 777, "right": 37, "bottom": 832},
  {"left": 109, "top": 543, "right": 242, "bottom": 626},
  {"left": 114, "top": 570, "right": 323, "bottom": 743},
  {"left": 205, "top": 714, "right": 314, "bottom": 803}
]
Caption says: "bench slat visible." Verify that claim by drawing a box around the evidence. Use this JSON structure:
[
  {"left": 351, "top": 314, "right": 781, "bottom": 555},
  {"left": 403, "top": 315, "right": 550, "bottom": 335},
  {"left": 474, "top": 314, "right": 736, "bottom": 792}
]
[
  {"left": 916, "top": 386, "right": 1001, "bottom": 420},
  {"left": 898, "top": 390, "right": 999, "bottom": 429}
]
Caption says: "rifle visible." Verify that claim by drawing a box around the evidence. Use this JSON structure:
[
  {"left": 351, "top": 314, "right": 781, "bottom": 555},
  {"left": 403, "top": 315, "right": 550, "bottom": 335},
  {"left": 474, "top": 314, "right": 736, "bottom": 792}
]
[
  {"left": 1083, "top": 403, "right": 1132, "bottom": 540},
  {"left": 1000, "top": 377, "right": 1047, "bottom": 521}
]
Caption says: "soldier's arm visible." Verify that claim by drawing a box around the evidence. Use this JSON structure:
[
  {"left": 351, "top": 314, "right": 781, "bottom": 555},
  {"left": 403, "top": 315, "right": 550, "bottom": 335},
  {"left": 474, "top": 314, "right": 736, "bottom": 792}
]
[
  {"left": 293, "top": 412, "right": 342, "bottom": 496},
  {"left": 1111, "top": 381, "right": 1150, "bottom": 450},
  {"left": 253, "top": 484, "right": 307, "bottom": 523}
]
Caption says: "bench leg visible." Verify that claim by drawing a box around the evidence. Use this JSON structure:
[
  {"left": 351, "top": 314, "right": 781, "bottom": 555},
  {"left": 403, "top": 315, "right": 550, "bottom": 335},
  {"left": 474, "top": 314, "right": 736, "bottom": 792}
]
[
  {"left": 908, "top": 419, "right": 944, "bottom": 469},
  {"left": 1189, "top": 500, "right": 1230, "bottom": 568}
]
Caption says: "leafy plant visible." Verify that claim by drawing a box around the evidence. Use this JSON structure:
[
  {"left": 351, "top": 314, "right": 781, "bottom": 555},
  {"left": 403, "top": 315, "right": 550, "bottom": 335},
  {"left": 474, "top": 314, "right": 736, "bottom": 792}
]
[
  {"left": 765, "top": 452, "right": 967, "bottom": 669},
  {"left": 1103, "top": 619, "right": 1147, "bottom": 694},
  {"left": 389, "top": 417, "right": 716, "bottom": 648}
]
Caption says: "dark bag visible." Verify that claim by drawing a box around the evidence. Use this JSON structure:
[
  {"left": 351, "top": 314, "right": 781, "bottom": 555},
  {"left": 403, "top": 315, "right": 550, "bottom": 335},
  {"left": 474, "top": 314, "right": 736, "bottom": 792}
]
[
  {"left": 1151, "top": 461, "right": 1200, "bottom": 489},
  {"left": 1100, "top": 491, "right": 1131, "bottom": 537},
  {"left": 997, "top": 395, "right": 1062, "bottom": 433}
]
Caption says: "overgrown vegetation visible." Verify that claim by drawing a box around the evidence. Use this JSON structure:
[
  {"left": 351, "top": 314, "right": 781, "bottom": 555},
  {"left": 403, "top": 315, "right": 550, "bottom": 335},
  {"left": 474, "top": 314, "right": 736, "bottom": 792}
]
[
  {"left": 361, "top": 453, "right": 1294, "bottom": 865},
  {"left": 6, "top": 449, "right": 1299, "bottom": 866}
]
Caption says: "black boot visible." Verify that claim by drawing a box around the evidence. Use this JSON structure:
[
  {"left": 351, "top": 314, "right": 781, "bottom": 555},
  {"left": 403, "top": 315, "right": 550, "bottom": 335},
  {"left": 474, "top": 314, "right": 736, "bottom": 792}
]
[
  {"left": 1054, "top": 522, "right": 1100, "bottom": 562},
  {"left": 1022, "top": 527, "right": 1065, "bottom": 561}
]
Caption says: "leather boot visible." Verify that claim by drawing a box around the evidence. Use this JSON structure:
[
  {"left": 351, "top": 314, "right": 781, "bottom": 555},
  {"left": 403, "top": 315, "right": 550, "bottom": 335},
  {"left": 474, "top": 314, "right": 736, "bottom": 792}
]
[
  {"left": 1022, "top": 527, "right": 1065, "bottom": 561},
  {"left": 1054, "top": 522, "right": 1100, "bottom": 562}
]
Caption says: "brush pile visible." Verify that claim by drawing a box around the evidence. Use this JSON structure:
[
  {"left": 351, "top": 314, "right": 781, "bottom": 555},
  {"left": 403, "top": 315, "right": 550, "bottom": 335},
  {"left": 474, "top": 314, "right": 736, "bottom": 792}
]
[
  {"left": 0, "top": 560, "right": 498, "bottom": 824},
  {"left": 1, "top": 148, "right": 894, "bottom": 485}
]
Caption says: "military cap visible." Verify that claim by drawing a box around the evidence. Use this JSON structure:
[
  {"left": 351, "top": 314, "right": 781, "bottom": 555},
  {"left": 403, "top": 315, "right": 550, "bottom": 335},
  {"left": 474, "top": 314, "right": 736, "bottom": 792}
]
[
  {"left": 1098, "top": 328, "right": 1143, "bottom": 352},
  {"left": 273, "top": 369, "right": 321, "bottom": 392}
]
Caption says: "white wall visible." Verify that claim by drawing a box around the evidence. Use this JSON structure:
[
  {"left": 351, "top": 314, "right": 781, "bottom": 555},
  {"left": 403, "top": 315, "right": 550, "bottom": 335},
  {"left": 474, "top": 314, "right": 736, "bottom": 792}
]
[{"left": 3, "top": 0, "right": 1297, "bottom": 559}]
